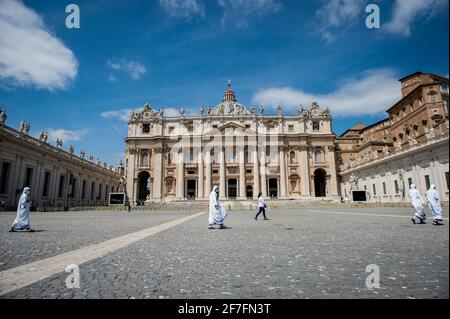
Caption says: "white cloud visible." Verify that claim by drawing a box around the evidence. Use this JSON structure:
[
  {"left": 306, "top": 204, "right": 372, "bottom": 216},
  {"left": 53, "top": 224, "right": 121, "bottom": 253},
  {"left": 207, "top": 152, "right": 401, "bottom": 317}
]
[
  {"left": 218, "top": 0, "right": 282, "bottom": 27},
  {"left": 0, "top": 0, "right": 78, "bottom": 90},
  {"left": 101, "top": 109, "right": 134, "bottom": 122},
  {"left": 159, "top": 0, "right": 205, "bottom": 19},
  {"left": 252, "top": 68, "right": 402, "bottom": 117},
  {"left": 46, "top": 128, "right": 89, "bottom": 143},
  {"left": 106, "top": 59, "right": 147, "bottom": 80},
  {"left": 313, "top": 0, "right": 362, "bottom": 43},
  {"left": 385, "top": 0, "right": 448, "bottom": 37}
]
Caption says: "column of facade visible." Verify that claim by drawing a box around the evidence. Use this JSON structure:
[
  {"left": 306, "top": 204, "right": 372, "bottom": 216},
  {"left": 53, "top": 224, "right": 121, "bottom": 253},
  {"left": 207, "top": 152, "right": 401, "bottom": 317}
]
[
  {"left": 327, "top": 146, "right": 339, "bottom": 197},
  {"left": 279, "top": 146, "right": 287, "bottom": 198},
  {"left": 204, "top": 149, "right": 211, "bottom": 198},
  {"left": 219, "top": 147, "right": 226, "bottom": 199},
  {"left": 253, "top": 146, "right": 260, "bottom": 199},
  {"left": 260, "top": 146, "right": 267, "bottom": 197},
  {"left": 299, "top": 145, "right": 311, "bottom": 196},
  {"left": 176, "top": 150, "right": 184, "bottom": 199},
  {"left": 239, "top": 146, "right": 246, "bottom": 199},
  {"left": 153, "top": 148, "right": 163, "bottom": 200},
  {"left": 198, "top": 149, "right": 204, "bottom": 199}
]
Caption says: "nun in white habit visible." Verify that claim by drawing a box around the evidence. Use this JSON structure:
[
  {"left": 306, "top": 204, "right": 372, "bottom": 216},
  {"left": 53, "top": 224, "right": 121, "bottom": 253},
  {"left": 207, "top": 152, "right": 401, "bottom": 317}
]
[
  {"left": 208, "top": 186, "right": 228, "bottom": 229},
  {"left": 409, "top": 184, "right": 426, "bottom": 224},
  {"left": 9, "top": 187, "right": 34, "bottom": 232},
  {"left": 426, "top": 185, "right": 444, "bottom": 225}
]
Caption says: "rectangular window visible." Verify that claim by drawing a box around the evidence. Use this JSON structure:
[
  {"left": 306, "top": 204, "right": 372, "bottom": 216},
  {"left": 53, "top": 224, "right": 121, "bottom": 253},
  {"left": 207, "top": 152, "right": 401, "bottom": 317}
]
[
  {"left": 81, "top": 180, "right": 86, "bottom": 199},
  {"left": 105, "top": 186, "right": 109, "bottom": 201},
  {"left": 288, "top": 125, "right": 294, "bottom": 132},
  {"left": 408, "top": 178, "right": 413, "bottom": 188},
  {"left": 372, "top": 184, "right": 377, "bottom": 196},
  {"left": 142, "top": 124, "right": 150, "bottom": 133},
  {"left": 58, "top": 175, "right": 65, "bottom": 198},
  {"left": 168, "top": 126, "right": 174, "bottom": 134},
  {"left": 245, "top": 125, "right": 251, "bottom": 129},
  {"left": 24, "top": 167, "right": 33, "bottom": 188},
  {"left": 394, "top": 180, "right": 399, "bottom": 194},
  {"left": 42, "top": 172, "right": 51, "bottom": 197},
  {"left": 0, "top": 162, "right": 11, "bottom": 194},
  {"left": 383, "top": 182, "right": 387, "bottom": 195},
  {"left": 424, "top": 175, "right": 431, "bottom": 190},
  {"left": 313, "top": 121, "right": 320, "bottom": 131}
]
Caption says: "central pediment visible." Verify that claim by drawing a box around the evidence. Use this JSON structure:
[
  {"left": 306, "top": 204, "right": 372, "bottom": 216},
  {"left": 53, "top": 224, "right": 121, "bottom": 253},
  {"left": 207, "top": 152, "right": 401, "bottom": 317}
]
[{"left": 204, "top": 122, "right": 256, "bottom": 137}]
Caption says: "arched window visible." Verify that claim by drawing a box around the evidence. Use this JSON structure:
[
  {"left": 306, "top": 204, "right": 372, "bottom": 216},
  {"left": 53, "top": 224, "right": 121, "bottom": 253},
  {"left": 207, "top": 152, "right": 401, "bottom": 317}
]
[
  {"left": 314, "top": 149, "right": 322, "bottom": 163},
  {"left": 141, "top": 152, "right": 149, "bottom": 166}
]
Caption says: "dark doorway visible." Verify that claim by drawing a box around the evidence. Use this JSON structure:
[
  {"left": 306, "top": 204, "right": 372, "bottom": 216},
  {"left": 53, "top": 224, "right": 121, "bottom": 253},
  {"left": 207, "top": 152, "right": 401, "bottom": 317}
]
[
  {"left": 314, "top": 169, "right": 326, "bottom": 197},
  {"left": 186, "top": 180, "right": 196, "bottom": 200},
  {"left": 246, "top": 185, "right": 253, "bottom": 199},
  {"left": 138, "top": 171, "right": 151, "bottom": 202},
  {"left": 228, "top": 179, "right": 237, "bottom": 199},
  {"left": 268, "top": 179, "right": 278, "bottom": 198}
]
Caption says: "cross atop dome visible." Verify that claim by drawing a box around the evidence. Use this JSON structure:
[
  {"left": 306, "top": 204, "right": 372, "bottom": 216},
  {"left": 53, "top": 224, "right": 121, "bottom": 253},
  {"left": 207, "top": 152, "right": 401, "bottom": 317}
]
[
  {"left": 211, "top": 80, "right": 249, "bottom": 115},
  {"left": 223, "top": 79, "right": 236, "bottom": 102}
]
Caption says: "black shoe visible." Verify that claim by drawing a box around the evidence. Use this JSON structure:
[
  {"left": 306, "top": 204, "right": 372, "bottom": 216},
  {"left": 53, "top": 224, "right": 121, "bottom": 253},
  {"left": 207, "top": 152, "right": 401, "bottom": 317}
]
[
  {"left": 219, "top": 225, "right": 230, "bottom": 229},
  {"left": 433, "top": 219, "right": 445, "bottom": 226},
  {"left": 264, "top": 218, "right": 270, "bottom": 220},
  {"left": 254, "top": 217, "right": 258, "bottom": 220},
  {"left": 8, "top": 228, "right": 15, "bottom": 232}
]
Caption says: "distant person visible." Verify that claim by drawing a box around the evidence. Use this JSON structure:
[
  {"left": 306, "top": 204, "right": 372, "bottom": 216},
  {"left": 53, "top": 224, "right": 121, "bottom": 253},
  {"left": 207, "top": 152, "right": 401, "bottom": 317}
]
[
  {"left": 255, "top": 193, "right": 269, "bottom": 220},
  {"left": 208, "top": 186, "right": 229, "bottom": 229},
  {"left": 9, "top": 187, "right": 34, "bottom": 232},
  {"left": 426, "top": 184, "right": 444, "bottom": 226},
  {"left": 409, "top": 184, "right": 426, "bottom": 225},
  {"left": 0, "top": 199, "right": 5, "bottom": 212}
]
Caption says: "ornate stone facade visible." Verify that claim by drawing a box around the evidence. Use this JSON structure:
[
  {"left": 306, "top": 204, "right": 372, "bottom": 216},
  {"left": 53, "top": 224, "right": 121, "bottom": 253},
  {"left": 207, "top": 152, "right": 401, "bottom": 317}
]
[
  {"left": 125, "top": 81, "right": 339, "bottom": 204},
  {"left": 0, "top": 114, "right": 122, "bottom": 210},
  {"left": 336, "top": 72, "right": 449, "bottom": 203}
]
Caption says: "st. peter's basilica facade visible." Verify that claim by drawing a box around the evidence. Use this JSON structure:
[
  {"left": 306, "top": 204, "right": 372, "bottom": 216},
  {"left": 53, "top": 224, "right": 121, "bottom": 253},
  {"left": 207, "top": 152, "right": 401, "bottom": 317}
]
[{"left": 124, "top": 81, "right": 339, "bottom": 204}]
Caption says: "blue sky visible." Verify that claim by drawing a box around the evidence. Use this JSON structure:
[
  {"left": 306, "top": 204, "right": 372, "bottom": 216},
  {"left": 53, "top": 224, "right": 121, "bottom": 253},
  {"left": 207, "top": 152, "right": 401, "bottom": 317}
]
[{"left": 1, "top": 0, "right": 449, "bottom": 165}]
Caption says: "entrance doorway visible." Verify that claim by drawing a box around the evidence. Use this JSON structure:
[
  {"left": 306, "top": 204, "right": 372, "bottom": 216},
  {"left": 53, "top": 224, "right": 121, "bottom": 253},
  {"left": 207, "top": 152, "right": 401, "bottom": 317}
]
[
  {"left": 268, "top": 178, "right": 278, "bottom": 198},
  {"left": 314, "top": 169, "right": 326, "bottom": 197},
  {"left": 246, "top": 185, "right": 253, "bottom": 199},
  {"left": 138, "top": 171, "right": 151, "bottom": 202},
  {"left": 228, "top": 179, "right": 237, "bottom": 199},
  {"left": 186, "top": 180, "right": 196, "bottom": 200}
]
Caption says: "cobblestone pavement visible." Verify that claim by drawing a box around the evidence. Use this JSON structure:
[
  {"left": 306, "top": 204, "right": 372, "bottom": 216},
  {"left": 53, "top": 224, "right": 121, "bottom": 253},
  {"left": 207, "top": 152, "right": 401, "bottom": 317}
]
[
  {"left": 1, "top": 207, "right": 448, "bottom": 299},
  {"left": 0, "top": 211, "right": 192, "bottom": 271}
]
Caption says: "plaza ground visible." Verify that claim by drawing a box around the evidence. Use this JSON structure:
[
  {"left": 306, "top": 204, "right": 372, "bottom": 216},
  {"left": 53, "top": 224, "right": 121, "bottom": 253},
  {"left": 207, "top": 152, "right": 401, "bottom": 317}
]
[{"left": 0, "top": 207, "right": 448, "bottom": 299}]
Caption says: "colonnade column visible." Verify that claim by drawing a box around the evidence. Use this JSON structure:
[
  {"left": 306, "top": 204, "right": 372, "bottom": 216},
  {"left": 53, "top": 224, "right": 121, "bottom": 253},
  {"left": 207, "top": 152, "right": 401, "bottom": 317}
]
[
  {"left": 219, "top": 147, "right": 226, "bottom": 199},
  {"left": 204, "top": 150, "right": 211, "bottom": 198},
  {"left": 279, "top": 146, "right": 287, "bottom": 198},
  {"left": 239, "top": 147, "right": 246, "bottom": 199},
  {"left": 253, "top": 146, "right": 260, "bottom": 199},
  {"left": 176, "top": 150, "right": 184, "bottom": 199},
  {"left": 299, "top": 145, "right": 311, "bottom": 196},
  {"left": 260, "top": 147, "right": 267, "bottom": 197},
  {"left": 327, "top": 146, "right": 339, "bottom": 197},
  {"left": 198, "top": 149, "right": 204, "bottom": 199},
  {"left": 153, "top": 147, "right": 163, "bottom": 200}
]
